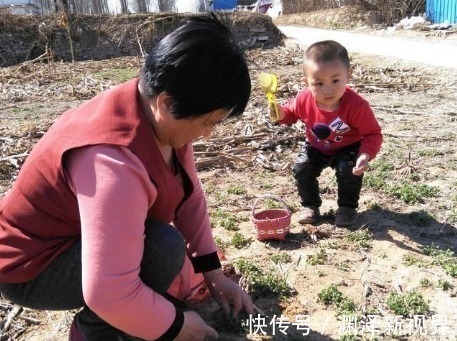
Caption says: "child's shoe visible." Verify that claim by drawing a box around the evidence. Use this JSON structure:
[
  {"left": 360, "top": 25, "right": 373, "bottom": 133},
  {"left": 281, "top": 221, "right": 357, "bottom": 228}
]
[
  {"left": 298, "top": 206, "right": 320, "bottom": 224},
  {"left": 335, "top": 207, "right": 358, "bottom": 227}
]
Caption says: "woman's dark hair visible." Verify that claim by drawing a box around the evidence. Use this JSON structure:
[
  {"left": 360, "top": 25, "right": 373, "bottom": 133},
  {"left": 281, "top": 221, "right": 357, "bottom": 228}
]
[
  {"left": 304, "top": 40, "right": 350, "bottom": 70},
  {"left": 140, "top": 13, "right": 251, "bottom": 119}
]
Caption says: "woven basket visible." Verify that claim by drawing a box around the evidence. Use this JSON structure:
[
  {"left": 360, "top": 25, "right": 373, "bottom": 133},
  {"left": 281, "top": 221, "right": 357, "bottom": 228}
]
[{"left": 251, "top": 195, "right": 291, "bottom": 241}]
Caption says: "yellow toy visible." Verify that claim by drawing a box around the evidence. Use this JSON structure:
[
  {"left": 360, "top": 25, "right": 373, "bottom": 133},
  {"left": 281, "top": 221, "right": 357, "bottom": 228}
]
[{"left": 258, "top": 72, "right": 280, "bottom": 122}]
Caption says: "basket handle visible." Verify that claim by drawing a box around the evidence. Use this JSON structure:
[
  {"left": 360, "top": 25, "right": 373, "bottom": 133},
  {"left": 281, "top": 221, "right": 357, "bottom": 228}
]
[{"left": 252, "top": 194, "right": 290, "bottom": 216}]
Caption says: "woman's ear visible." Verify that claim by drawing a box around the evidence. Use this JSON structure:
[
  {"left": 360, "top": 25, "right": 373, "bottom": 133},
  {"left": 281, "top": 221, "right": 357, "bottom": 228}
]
[{"left": 156, "top": 92, "right": 173, "bottom": 117}]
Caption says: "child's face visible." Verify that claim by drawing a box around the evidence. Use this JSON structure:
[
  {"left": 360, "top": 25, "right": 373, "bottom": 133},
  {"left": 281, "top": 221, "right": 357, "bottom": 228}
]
[{"left": 303, "top": 58, "right": 350, "bottom": 111}]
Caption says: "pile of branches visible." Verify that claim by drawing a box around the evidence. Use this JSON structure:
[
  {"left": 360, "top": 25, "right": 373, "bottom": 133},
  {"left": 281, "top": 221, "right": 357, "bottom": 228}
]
[{"left": 0, "top": 301, "right": 41, "bottom": 340}]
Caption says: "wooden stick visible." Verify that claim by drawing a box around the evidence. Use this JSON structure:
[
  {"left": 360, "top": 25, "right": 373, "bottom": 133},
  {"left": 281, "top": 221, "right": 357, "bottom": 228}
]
[
  {"left": 2, "top": 306, "right": 23, "bottom": 333},
  {"left": 0, "top": 152, "right": 29, "bottom": 162}
]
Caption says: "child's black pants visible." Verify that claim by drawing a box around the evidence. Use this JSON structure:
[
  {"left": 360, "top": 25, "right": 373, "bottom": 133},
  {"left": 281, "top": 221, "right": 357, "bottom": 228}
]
[{"left": 293, "top": 142, "right": 363, "bottom": 209}]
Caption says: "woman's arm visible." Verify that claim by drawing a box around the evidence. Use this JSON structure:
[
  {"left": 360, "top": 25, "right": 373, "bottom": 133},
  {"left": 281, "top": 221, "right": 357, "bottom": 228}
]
[{"left": 66, "top": 145, "right": 181, "bottom": 340}]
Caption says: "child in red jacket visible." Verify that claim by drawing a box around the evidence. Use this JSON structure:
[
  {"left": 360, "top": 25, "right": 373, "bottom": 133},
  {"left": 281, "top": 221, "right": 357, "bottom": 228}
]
[{"left": 275, "top": 40, "right": 383, "bottom": 226}]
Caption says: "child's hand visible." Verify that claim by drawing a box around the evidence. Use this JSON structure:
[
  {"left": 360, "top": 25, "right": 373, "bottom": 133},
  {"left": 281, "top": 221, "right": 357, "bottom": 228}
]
[
  {"left": 268, "top": 103, "right": 285, "bottom": 122},
  {"left": 352, "top": 153, "right": 370, "bottom": 176}
]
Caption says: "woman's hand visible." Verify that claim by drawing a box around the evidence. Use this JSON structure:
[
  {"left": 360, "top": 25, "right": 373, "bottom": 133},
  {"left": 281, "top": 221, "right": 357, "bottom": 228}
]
[
  {"left": 352, "top": 153, "right": 370, "bottom": 176},
  {"left": 174, "top": 311, "right": 218, "bottom": 341},
  {"left": 203, "top": 269, "right": 254, "bottom": 318}
]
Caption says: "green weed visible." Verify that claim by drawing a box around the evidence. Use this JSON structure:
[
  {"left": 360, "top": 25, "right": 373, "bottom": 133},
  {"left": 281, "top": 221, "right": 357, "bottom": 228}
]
[
  {"left": 366, "top": 201, "right": 382, "bottom": 211},
  {"left": 386, "top": 290, "right": 429, "bottom": 316},
  {"left": 336, "top": 298, "right": 357, "bottom": 316},
  {"left": 363, "top": 173, "right": 388, "bottom": 190},
  {"left": 339, "top": 334, "right": 361, "bottom": 341},
  {"left": 271, "top": 252, "right": 292, "bottom": 264},
  {"left": 260, "top": 182, "right": 273, "bottom": 190},
  {"left": 419, "top": 277, "right": 432, "bottom": 287},
  {"left": 322, "top": 208, "right": 336, "bottom": 218},
  {"left": 317, "top": 284, "right": 344, "bottom": 305},
  {"left": 11, "top": 103, "right": 46, "bottom": 114},
  {"left": 235, "top": 258, "right": 261, "bottom": 275},
  {"left": 307, "top": 249, "right": 328, "bottom": 265},
  {"left": 210, "top": 209, "right": 240, "bottom": 231},
  {"left": 325, "top": 241, "right": 340, "bottom": 249},
  {"left": 423, "top": 244, "right": 457, "bottom": 278},
  {"left": 363, "top": 307, "right": 379, "bottom": 316},
  {"left": 346, "top": 230, "right": 373, "bottom": 249},
  {"left": 92, "top": 67, "right": 138, "bottom": 83},
  {"left": 437, "top": 279, "right": 454, "bottom": 291},
  {"left": 234, "top": 258, "right": 293, "bottom": 298},
  {"left": 288, "top": 203, "right": 301, "bottom": 213},
  {"left": 449, "top": 209, "right": 457, "bottom": 223},
  {"left": 214, "top": 236, "right": 230, "bottom": 253},
  {"left": 263, "top": 198, "right": 285, "bottom": 210},
  {"left": 214, "top": 191, "right": 228, "bottom": 202},
  {"left": 336, "top": 262, "right": 350, "bottom": 272},
  {"left": 231, "top": 232, "right": 252, "bottom": 249},
  {"left": 370, "top": 158, "right": 395, "bottom": 172},
  {"left": 227, "top": 184, "right": 247, "bottom": 195},
  {"left": 418, "top": 148, "right": 440, "bottom": 157},
  {"left": 253, "top": 272, "right": 294, "bottom": 298},
  {"left": 256, "top": 172, "right": 274, "bottom": 190},
  {"left": 389, "top": 183, "right": 439, "bottom": 204},
  {"left": 317, "top": 284, "right": 356, "bottom": 316},
  {"left": 409, "top": 173, "right": 420, "bottom": 182},
  {"left": 408, "top": 210, "right": 435, "bottom": 226},
  {"left": 402, "top": 253, "right": 424, "bottom": 266}
]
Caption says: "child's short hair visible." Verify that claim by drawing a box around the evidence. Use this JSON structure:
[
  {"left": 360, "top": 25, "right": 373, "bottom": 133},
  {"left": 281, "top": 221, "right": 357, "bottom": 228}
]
[{"left": 304, "top": 40, "right": 350, "bottom": 70}]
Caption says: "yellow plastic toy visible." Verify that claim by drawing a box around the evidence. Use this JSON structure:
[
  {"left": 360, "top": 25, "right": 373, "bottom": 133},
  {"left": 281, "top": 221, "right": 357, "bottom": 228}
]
[{"left": 258, "top": 72, "right": 280, "bottom": 122}]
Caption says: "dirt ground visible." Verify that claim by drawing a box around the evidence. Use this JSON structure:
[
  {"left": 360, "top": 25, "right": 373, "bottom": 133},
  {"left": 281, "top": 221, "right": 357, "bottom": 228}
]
[{"left": 1, "top": 8, "right": 457, "bottom": 341}]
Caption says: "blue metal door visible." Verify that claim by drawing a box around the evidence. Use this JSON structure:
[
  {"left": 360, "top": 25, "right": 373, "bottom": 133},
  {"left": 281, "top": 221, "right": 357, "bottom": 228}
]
[
  {"left": 426, "top": 0, "right": 457, "bottom": 24},
  {"left": 213, "top": 0, "right": 237, "bottom": 10}
]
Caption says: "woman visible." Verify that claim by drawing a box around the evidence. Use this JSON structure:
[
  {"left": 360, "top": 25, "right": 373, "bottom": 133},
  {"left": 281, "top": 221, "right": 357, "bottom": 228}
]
[{"left": 0, "top": 14, "right": 254, "bottom": 340}]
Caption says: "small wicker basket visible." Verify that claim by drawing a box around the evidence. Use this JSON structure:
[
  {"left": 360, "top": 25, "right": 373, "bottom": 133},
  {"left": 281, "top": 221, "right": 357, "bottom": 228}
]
[{"left": 251, "top": 195, "right": 291, "bottom": 241}]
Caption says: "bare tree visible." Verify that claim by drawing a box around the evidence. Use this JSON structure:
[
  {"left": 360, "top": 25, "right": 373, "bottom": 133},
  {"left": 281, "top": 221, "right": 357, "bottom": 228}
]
[
  {"left": 158, "top": 0, "right": 174, "bottom": 11},
  {"left": 137, "top": 0, "right": 147, "bottom": 12},
  {"left": 120, "top": 0, "right": 129, "bottom": 13}
]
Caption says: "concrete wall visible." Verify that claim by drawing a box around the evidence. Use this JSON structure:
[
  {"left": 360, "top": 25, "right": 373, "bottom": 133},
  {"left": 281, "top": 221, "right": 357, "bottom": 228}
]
[{"left": 0, "top": 12, "right": 284, "bottom": 67}]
